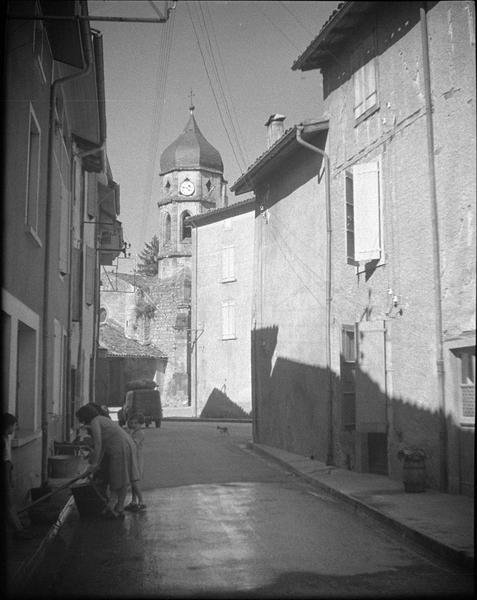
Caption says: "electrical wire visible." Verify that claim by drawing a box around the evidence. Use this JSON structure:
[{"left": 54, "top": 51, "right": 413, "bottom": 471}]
[
  {"left": 278, "top": 0, "right": 316, "bottom": 36},
  {"left": 138, "top": 3, "right": 176, "bottom": 250},
  {"left": 185, "top": 0, "right": 248, "bottom": 177},
  {"left": 199, "top": 1, "right": 250, "bottom": 169}
]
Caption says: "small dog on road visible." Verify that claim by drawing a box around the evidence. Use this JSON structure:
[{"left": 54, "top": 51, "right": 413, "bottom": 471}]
[{"left": 217, "top": 425, "right": 229, "bottom": 435}]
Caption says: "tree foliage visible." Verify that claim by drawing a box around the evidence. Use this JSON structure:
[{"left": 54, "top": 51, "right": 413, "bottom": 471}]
[{"left": 137, "top": 235, "right": 160, "bottom": 276}]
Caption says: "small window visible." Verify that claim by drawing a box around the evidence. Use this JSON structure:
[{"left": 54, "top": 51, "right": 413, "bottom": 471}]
[
  {"left": 164, "top": 213, "right": 171, "bottom": 242},
  {"left": 165, "top": 180, "right": 171, "bottom": 191},
  {"left": 222, "top": 300, "right": 236, "bottom": 340},
  {"left": 341, "top": 325, "right": 356, "bottom": 430},
  {"left": 342, "top": 325, "right": 356, "bottom": 362},
  {"left": 206, "top": 179, "right": 212, "bottom": 192},
  {"left": 352, "top": 34, "right": 378, "bottom": 122},
  {"left": 25, "top": 107, "right": 41, "bottom": 240},
  {"left": 345, "top": 170, "right": 356, "bottom": 265},
  {"left": 181, "top": 211, "right": 192, "bottom": 240},
  {"left": 99, "top": 307, "right": 108, "bottom": 323},
  {"left": 221, "top": 246, "right": 235, "bottom": 282},
  {"left": 453, "top": 347, "right": 475, "bottom": 425}
]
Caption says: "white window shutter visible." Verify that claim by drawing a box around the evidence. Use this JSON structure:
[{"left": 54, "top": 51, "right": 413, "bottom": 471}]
[
  {"left": 353, "top": 161, "right": 381, "bottom": 263},
  {"left": 222, "top": 301, "right": 235, "bottom": 338},
  {"left": 59, "top": 181, "right": 70, "bottom": 274}
]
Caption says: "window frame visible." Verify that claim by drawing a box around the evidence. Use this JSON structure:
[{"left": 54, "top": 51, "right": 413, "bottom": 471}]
[
  {"left": 221, "top": 299, "right": 236, "bottom": 340},
  {"left": 452, "top": 346, "right": 476, "bottom": 426},
  {"left": 221, "top": 245, "right": 236, "bottom": 283},
  {"left": 340, "top": 324, "right": 357, "bottom": 430},
  {"left": 25, "top": 105, "right": 42, "bottom": 245},
  {"left": 180, "top": 210, "right": 192, "bottom": 241},
  {"left": 352, "top": 34, "right": 379, "bottom": 125}
]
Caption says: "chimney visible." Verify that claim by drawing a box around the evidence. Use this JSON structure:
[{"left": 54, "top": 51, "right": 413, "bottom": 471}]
[{"left": 265, "top": 114, "right": 286, "bottom": 148}]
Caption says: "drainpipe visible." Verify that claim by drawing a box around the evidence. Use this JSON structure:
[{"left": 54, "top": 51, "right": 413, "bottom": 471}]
[
  {"left": 41, "top": 12, "right": 93, "bottom": 486},
  {"left": 420, "top": 3, "right": 448, "bottom": 491},
  {"left": 296, "top": 126, "right": 334, "bottom": 465}
]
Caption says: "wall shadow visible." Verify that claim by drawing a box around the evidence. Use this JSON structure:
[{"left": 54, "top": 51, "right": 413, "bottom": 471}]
[
  {"left": 200, "top": 388, "right": 251, "bottom": 420},
  {"left": 252, "top": 325, "right": 474, "bottom": 493}
]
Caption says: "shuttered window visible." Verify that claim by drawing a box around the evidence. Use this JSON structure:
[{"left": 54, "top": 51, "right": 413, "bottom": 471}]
[
  {"left": 86, "top": 172, "right": 97, "bottom": 218},
  {"left": 85, "top": 246, "right": 96, "bottom": 306},
  {"left": 352, "top": 160, "right": 381, "bottom": 264},
  {"left": 221, "top": 246, "right": 235, "bottom": 281},
  {"left": 26, "top": 107, "right": 41, "bottom": 238},
  {"left": 222, "top": 300, "right": 236, "bottom": 339},
  {"left": 353, "top": 35, "right": 378, "bottom": 121},
  {"left": 454, "top": 347, "right": 475, "bottom": 425},
  {"left": 59, "top": 181, "right": 70, "bottom": 275}
]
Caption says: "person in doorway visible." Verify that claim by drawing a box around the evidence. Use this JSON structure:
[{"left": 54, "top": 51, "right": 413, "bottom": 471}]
[
  {"left": 76, "top": 403, "right": 140, "bottom": 519},
  {"left": 2, "top": 413, "right": 34, "bottom": 540},
  {"left": 124, "top": 413, "right": 146, "bottom": 512}
]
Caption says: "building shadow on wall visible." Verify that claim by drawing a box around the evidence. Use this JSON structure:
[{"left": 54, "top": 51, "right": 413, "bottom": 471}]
[
  {"left": 200, "top": 388, "right": 251, "bottom": 420},
  {"left": 252, "top": 325, "right": 473, "bottom": 494}
]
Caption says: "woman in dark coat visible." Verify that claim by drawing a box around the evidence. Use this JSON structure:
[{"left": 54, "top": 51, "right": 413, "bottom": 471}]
[{"left": 76, "top": 403, "right": 140, "bottom": 518}]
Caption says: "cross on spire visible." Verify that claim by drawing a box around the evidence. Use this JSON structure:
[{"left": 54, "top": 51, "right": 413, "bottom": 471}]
[{"left": 189, "top": 89, "right": 195, "bottom": 113}]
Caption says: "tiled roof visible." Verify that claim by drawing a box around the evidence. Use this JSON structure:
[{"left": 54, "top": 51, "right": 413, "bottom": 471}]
[
  {"left": 99, "top": 320, "right": 166, "bottom": 359},
  {"left": 186, "top": 197, "right": 256, "bottom": 226},
  {"left": 115, "top": 272, "right": 153, "bottom": 291},
  {"left": 292, "top": 2, "right": 374, "bottom": 72},
  {"left": 231, "top": 119, "right": 329, "bottom": 194}
]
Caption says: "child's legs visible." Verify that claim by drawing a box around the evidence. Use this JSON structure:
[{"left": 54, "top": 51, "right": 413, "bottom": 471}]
[
  {"left": 115, "top": 486, "right": 128, "bottom": 512},
  {"left": 131, "top": 480, "right": 143, "bottom": 504}
]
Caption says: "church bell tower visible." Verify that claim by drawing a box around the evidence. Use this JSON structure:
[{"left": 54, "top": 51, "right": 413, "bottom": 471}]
[{"left": 157, "top": 101, "right": 227, "bottom": 279}]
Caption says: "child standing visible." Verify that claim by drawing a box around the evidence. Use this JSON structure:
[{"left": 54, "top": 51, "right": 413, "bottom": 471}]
[{"left": 125, "top": 413, "right": 146, "bottom": 512}]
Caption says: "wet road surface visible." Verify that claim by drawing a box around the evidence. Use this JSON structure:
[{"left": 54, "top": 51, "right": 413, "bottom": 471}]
[{"left": 24, "top": 421, "right": 473, "bottom": 598}]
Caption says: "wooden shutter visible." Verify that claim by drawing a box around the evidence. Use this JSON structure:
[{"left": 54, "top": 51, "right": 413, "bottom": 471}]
[
  {"left": 59, "top": 181, "right": 70, "bottom": 275},
  {"left": 85, "top": 246, "right": 96, "bottom": 306},
  {"left": 86, "top": 172, "right": 97, "bottom": 218},
  {"left": 222, "top": 301, "right": 235, "bottom": 339},
  {"left": 71, "top": 248, "right": 81, "bottom": 321},
  {"left": 353, "top": 161, "right": 381, "bottom": 263}
]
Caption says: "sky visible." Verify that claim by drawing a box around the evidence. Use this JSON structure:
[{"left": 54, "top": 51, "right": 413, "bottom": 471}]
[{"left": 88, "top": 0, "right": 339, "bottom": 270}]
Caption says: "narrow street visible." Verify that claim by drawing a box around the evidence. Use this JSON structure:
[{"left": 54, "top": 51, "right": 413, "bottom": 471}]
[{"left": 25, "top": 421, "right": 472, "bottom": 598}]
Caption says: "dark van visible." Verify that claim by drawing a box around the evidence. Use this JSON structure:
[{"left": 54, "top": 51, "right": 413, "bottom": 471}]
[{"left": 119, "top": 388, "right": 162, "bottom": 428}]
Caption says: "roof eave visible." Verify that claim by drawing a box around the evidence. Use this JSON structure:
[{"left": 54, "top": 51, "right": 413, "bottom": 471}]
[
  {"left": 292, "top": 2, "right": 374, "bottom": 72},
  {"left": 231, "top": 120, "right": 329, "bottom": 195}
]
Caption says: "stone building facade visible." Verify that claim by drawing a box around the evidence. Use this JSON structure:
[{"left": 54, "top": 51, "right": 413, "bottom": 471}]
[{"left": 232, "top": 1, "right": 475, "bottom": 495}]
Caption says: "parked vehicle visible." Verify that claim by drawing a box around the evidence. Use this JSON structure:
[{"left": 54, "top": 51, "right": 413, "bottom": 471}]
[{"left": 118, "top": 387, "right": 162, "bottom": 428}]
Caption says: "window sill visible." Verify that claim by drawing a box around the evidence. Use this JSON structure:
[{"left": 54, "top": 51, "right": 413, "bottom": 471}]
[
  {"left": 12, "top": 429, "right": 42, "bottom": 448},
  {"left": 222, "top": 335, "right": 237, "bottom": 341},
  {"left": 25, "top": 226, "right": 42, "bottom": 248},
  {"left": 221, "top": 277, "right": 237, "bottom": 284},
  {"left": 354, "top": 104, "right": 380, "bottom": 127}
]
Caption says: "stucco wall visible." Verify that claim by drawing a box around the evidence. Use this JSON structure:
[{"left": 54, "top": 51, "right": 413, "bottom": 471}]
[
  {"left": 193, "top": 209, "right": 254, "bottom": 417},
  {"left": 253, "top": 147, "right": 328, "bottom": 457}
]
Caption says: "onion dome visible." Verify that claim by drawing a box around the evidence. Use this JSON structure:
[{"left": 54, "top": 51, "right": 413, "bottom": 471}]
[{"left": 159, "top": 109, "right": 224, "bottom": 176}]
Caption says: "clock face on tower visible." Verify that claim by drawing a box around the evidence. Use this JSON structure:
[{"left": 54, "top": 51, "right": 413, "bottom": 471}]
[{"left": 180, "top": 179, "right": 195, "bottom": 196}]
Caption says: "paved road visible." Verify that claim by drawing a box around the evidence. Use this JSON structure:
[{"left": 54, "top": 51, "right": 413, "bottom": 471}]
[{"left": 25, "top": 421, "right": 473, "bottom": 598}]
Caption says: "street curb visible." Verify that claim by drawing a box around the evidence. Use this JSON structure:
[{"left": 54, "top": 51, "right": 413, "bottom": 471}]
[
  {"left": 248, "top": 442, "right": 474, "bottom": 572},
  {"left": 10, "top": 495, "right": 76, "bottom": 595},
  {"left": 163, "top": 417, "right": 252, "bottom": 423}
]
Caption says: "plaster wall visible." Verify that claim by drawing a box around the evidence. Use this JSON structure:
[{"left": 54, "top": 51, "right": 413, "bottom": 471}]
[
  {"left": 193, "top": 210, "right": 254, "bottom": 416},
  {"left": 320, "top": 0, "right": 475, "bottom": 489},
  {"left": 253, "top": 147, "right": 328, "bottom": 458}
]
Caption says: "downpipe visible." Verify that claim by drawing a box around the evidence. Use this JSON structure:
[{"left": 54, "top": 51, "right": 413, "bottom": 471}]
[
  {"left": 41, "top": 13, "right": 93, "bottom": 485},
  {"left": 420, "top": 3, "right": 448, "bottom": 491},
  {"left": 296, "top": 127, "right": 334, "bottom": 465}
]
